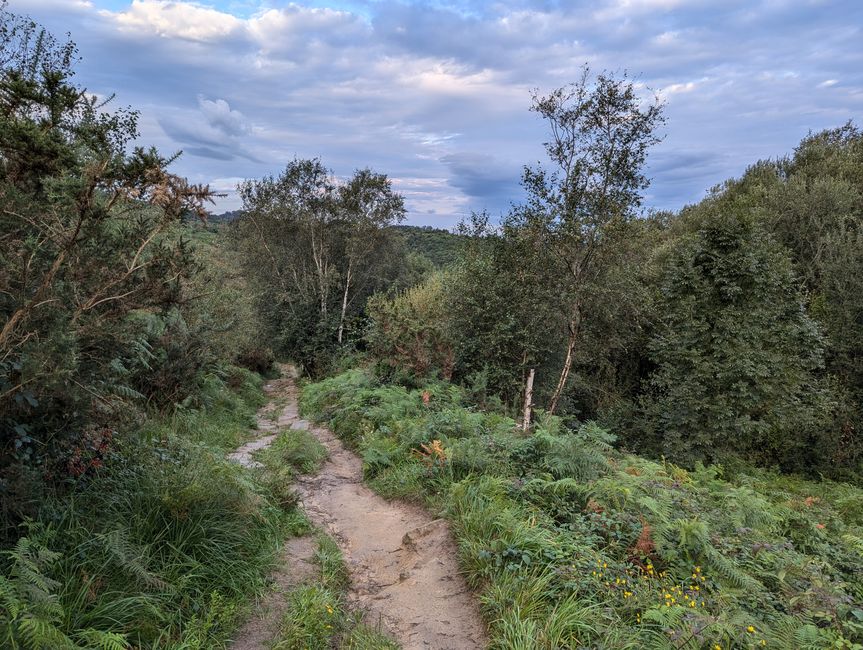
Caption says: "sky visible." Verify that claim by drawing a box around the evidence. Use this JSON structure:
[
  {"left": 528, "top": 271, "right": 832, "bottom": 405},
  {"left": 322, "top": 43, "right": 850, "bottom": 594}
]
[{"left": 10, "top": 0, "right": 863, "bottom": 227}]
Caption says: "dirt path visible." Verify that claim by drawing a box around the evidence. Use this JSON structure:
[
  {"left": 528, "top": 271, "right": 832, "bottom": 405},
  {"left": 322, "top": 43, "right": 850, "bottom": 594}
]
[
  {"left": 230, "top": 367, "right": 488, "bottom": 650},
  {"left": 231, "top": 369, "right": 317, "bottom": 649}
]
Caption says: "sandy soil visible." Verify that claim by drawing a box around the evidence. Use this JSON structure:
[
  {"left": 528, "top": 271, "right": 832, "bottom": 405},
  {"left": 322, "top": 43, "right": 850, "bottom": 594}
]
[{"left": 230, "top": 367, "right": 488, "bottom": 650}]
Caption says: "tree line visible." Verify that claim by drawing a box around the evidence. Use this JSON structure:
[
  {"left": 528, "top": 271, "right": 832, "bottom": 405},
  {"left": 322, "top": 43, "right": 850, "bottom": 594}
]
[{"left": 231, "top": 68, "right": 862, "bottom": 478}]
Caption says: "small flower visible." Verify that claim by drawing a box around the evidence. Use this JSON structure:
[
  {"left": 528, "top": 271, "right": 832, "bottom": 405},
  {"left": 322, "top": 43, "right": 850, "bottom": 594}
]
[{"left": 747, "top": 626, "right": 756, "bottom": 634}]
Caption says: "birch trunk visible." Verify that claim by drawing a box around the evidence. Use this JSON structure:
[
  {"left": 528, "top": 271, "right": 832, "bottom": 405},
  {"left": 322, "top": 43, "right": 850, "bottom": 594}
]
[
  {"left": 548, "top": 305, "right": 581, "bottom": 415},
  {"left": 337, "top": 261, "right": 352, "bottom": 344},
  {"left": 522, "top": 367, "right": 535, "bottom": 432}
]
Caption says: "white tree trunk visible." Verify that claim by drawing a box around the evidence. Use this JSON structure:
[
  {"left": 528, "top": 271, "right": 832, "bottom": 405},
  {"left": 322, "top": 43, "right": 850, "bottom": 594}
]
[
  {"left": 548, "top": 305, "right": 581, "bottom": 415},
  {"left": 337, "top": 262, "right": 352, "bottom": 344},
  {"left": 522, "top": 367, "right": 535, "bottom": 432}
]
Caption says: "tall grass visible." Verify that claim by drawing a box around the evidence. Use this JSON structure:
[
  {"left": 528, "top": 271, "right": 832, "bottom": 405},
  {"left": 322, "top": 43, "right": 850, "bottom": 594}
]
[
  {"left": 1, "top": 367, "right": 295, "bottom": 649},
  {"left": 302, "top": 368, "right": 863, "bottom": 649}
]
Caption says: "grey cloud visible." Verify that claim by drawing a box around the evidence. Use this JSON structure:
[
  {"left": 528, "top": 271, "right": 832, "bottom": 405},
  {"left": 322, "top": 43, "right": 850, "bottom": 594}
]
[
  {"left": 10, "top": 0, "right": 863, "bottom": 221},
  {"left": 440, "top": 152, "right": 522, "bottom": 199}
]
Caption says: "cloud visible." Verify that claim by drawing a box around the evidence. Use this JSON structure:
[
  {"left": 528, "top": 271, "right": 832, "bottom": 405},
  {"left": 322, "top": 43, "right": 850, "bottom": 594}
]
[
  {"left": 157, "top": 96, "right": 257, "bottom": 162},
  {"left": 440, "top": 152, "right": 522, "bottom": 210},
  {"left": 105, "top": 0, "right": 243, "bottom": 41},
  {"left": 198, "top": 96, "right": 250, "bottom": 136},
  {"left": 8, "top": 0, "right": 863, "bottom": 223}
]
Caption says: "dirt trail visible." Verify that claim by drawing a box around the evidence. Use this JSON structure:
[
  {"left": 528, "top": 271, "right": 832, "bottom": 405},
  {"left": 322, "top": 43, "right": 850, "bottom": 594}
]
[{"left": 230, "top": 367, "right": 488, "bottom": 650}]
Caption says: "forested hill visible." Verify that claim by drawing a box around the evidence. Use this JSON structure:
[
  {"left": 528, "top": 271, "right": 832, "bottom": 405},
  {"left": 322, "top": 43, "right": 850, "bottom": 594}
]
[
  {"left": 208, "top": 216, "right": 467, "bottom": 269},
  {"left": 391, "top": 225, "right": 468, "bottom": 268}
]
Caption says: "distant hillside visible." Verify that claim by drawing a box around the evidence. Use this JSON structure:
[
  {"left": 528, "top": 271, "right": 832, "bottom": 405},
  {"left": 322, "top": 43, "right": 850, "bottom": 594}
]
[
  {"left": 209, "top": 210, "right": 243, "bottom": 223},
  {"left": 392, "top": 225, "right": 468, "bottom": 268}
]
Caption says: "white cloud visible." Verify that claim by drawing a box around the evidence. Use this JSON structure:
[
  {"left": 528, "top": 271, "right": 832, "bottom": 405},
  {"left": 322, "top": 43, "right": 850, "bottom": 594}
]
[
  {"left": 12, "top": 0, "right": 862, "bottom": 223},
  {"left": 198, "top": 96, "right": 250, "bottom": 136},
  {"left": 103, "top": 0, "right": 242, "bottom": 41}
]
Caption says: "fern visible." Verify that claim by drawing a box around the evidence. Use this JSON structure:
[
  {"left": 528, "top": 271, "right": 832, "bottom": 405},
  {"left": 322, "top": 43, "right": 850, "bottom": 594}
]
[
  {"left": 16, "top": 616, "right": 75, "bottom": 649},
  {"left": 74, "top": 629, "right": 129, "bottom": 650},
  {"left": 1, "top": 537, "right": 72, "bottom": 649},
  {"left": 841, "top": 532, "right": 863, "bottom": 556},
  {"left": 97, "top": 530, "right": 170, "bottom": 591},
  {"left": 1, "top": 536, "right": 132, "bottom": 650}
]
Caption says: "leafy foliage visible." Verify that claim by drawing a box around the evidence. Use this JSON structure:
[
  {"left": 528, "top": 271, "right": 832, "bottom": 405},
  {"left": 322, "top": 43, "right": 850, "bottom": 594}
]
[
  {"left": 231, "top": 159, "right": 408, "bottom": 375},
  {"left": 0, "top": 5, "right": 221, "bottom": 515},
  {"left": 303, "top": 369, "right": 863, "bottom": 649},
  {"left": 641, "top": 203, "right": 830, "bottom": 469}
]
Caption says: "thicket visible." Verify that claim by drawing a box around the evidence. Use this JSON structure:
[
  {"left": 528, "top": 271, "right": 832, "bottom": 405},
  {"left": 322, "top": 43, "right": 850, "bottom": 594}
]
[
  {"left": 230, "top": 160, "right": 410, "bottom": 376},
  {"left": 302, "top": 369, "right": 863, "bottom": 649},
  {"left": 362, "top": 69, "right": 862, "bottom": 478},
  {"left": 1, "top": 8, "right": 289, "bottom": 648}
]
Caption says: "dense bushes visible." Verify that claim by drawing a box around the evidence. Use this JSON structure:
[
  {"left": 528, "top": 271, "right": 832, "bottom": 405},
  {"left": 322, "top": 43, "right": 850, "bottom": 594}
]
[
  {"left": 0, "top": 8, "right": 221, "bottom": 515},
  {"left": 361, "top": 124, "right": 863, "bottom": 479},
  {"left": 641, "top": 206, "right": 830, "bottom": 470},
  {"left": 1, "top": 370, "right": 298, "bottom": 649},
  {"left": 303, "top": 369, "right": 863, "bottom": 649}
]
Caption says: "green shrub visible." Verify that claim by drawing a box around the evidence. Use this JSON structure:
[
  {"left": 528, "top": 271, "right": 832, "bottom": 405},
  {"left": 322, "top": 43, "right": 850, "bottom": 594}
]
[{"left": 302, "top": 369, "right": 863, "bottom": 649}]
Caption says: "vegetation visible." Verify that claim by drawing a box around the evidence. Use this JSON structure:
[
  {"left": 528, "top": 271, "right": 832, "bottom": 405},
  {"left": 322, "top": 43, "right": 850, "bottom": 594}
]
[
  {"left": 391, "top": 225, "right": 467, "bottom": 269},
  {"left": 302, "top": 369, "right": 863, "bottom": 649},
  {"left": 363, "top": 76, "right": 862, "bottom": 480},
  {"left": 272, "top": 534, "right": 396, "bottom": 650},
  {"left": 0, "top": 8, "right": 286, "bottom": 649},
  {"left": 4, "top": 4, "right": 863, "bottom": 649},
  {"left": 230, "top": 159, "right": 408, "bottom": 376}
]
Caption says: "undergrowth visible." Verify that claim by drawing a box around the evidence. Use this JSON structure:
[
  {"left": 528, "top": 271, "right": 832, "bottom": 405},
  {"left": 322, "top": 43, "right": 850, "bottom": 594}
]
[
  {"left": 273, "top": 534, "right": 398, "bottom": 650},
  {"left": 302, "top": 368, "right": 863, "bottom": 650},
  {"left": 1, "top": 367, "right": 299, "bottom": 649}
]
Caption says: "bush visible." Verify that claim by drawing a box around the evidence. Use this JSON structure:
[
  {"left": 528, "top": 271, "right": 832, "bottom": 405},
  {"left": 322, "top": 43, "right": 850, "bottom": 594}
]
[
  {"left": 1, "top": 373, "right": 292, "bottom": 649},
  {"left": 302, "top": 369, "right": 863, "bottom": 649}
]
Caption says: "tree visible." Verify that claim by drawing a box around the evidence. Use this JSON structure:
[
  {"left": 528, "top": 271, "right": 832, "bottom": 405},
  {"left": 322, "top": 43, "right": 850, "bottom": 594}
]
[
  {"left": 447, "top": 212, "right": 563, "bottom": 408},
  {"left": 512, "top": 66, "right": 665, "bottom": 413},
  {"left": 336, "top": 168, "right": 406, "bottom": 343},
  {"left": 0, "top": 5, "right": 213, "bottom": 508},
  {"left": 643, "top": 202, "right": 829, "bottom": 468},
  {"left": 234, "top": 160, "right": 406, "bottom": 373},
  {"left": 693, "top": 124, "right": 863, "bottom": 471}
]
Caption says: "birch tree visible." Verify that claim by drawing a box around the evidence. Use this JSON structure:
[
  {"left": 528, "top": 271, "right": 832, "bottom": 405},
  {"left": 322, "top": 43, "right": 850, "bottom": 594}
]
[
  {"left": 336, "top": 168, "right": 406, "bottom": 343},
  {"left": 514, "top": 66, "right": 665, "bottom": 414},
  {"left": 235, "top": 161, "right": 406, "bottom": 371}
]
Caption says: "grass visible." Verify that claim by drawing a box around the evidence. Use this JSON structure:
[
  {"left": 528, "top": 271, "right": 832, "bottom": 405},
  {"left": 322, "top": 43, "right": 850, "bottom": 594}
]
[
  {"left": 253, "top": 403, "right": 398, "bottom": 649},
  {"left": 260, "top": 428, "right": 328, "bottom": 475},
  {"left": 301, "top": 368, "right": 863, "bottom": 650},
  {"left": 273, "top": 534, "right": 399, "bottom": 650},
  {"left": 0, "top": 366, "right": 302, "bottom": 650}
]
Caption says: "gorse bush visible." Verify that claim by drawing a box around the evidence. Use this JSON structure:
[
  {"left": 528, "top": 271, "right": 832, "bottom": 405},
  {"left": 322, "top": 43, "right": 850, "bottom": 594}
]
[
  {"left": 0, "top": 6, "right": 245, "bottom": 528},
  {"left": 303, "top": 369, "right": 863, "bottom": 649}
]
